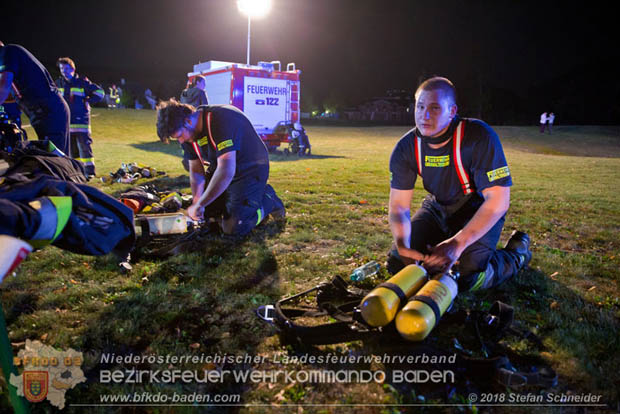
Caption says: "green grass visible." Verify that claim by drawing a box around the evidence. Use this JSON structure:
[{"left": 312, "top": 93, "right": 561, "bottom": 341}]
[{"left": 2, "top": 110, "right": 619, "bottom": 413}]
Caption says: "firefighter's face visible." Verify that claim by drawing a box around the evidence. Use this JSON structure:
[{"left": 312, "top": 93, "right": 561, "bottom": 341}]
[
  {"left": 171, "top": 117, "right": 196, "bottom": 143},
  {"left": 59, "top": 63, "right": 75, "bottom": 80},
  {"left": 415, "top": 89, "right": 457, "bottom": 137}
]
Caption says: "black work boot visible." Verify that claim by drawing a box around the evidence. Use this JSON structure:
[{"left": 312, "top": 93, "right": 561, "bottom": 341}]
[{"left": 504, "top": 230, "right": 532, "bottom": 269}]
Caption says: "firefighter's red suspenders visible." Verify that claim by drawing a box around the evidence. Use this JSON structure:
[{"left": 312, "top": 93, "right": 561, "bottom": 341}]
[
  {"left": 414, "top": 121, "right": 473, "bottom": 196},
  {"left": 192, "top": 111, "right": 218, "bottom": 165}
]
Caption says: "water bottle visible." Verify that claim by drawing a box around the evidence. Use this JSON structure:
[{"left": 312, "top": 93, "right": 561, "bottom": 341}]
[{"left": 350, "top": 260, "right": 381, "bottom": 281}]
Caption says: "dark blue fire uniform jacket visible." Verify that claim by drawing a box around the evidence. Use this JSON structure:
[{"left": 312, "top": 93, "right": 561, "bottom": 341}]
[
  {"left": 55, "top": 73, "right": 105, "bottom": 175},
  {"left": 55, "top": 74, "right": 105, "bottom": 134}
]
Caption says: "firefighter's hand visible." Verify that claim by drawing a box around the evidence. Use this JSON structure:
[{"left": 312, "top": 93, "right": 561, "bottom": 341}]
[
  {"left": 187, "top": 203, "right": 204, "bottom": 221},
  {"left": 424, "top": 238, "right": 463, "bottom": 274},
  {"left": 397, "top": 246, "right": 427, "bottom": 265}
]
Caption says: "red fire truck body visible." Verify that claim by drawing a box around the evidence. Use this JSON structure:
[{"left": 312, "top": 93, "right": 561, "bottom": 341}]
[{"left": 187, "top": 60, "right": 301, "bottom": 150}]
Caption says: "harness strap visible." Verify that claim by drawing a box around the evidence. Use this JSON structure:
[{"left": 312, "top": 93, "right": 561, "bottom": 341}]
[
  {"left": 414, "top": 121, "right": 473, "bottom": 195},
  {"left": 414, "top": 136, "right": 423, "bottom": 176},
  {"left": 205, "top": 111, "right": 217, "bottom": 150},
  {"left": 378, "top": 282, "right": 408, "bottom": 308},
  {"left": 412, "top": 294, "right": 442, "bottom": 327},
  {"left": 192, "top": 111, "right": 217, "bottom": 166},
  {"left": 192, "top": 142, "right": 205, "bottom": 166},
  {"left": 452, "top": 122, "right": 473, "bottom": 195}
]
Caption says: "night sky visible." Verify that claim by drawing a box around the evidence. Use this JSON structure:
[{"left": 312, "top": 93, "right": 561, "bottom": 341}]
[{"left": 3, "top": 0, "right": 619, "bottom": 123}]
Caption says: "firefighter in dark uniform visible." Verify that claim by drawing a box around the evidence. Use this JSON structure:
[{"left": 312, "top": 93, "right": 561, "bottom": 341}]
[
  {"left": 0, "top": 41, "right": 69, "bottom": 154},
  {"left": 156, "top": 99, "right": 285, "bottom": 236},
  {"left": 388, "top": 77, "right": 532, "bottom": 291},
  {"left": 55, "top": 57, "right": 105, "bottom": 177},
  {"left": 180, "top": 75, "right": 209, "bottom": 107}
]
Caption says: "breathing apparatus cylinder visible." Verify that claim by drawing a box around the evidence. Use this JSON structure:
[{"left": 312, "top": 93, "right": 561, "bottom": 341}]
[
  {"left": 395, "top": 271, "right": 459, "bottom": 341},
  {"left": 359, "top": 264, "right": 428, "bottom": 327}
]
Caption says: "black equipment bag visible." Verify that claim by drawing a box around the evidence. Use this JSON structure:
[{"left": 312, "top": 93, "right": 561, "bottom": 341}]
[
  {"left": 0, "top": 174, "right": 135, "bottom": 257},
  {"left": 274, "top": 275, "right": 383, "bottom": 345},
  {"left": 2, "top": 142, "right": 88, "bottom": 184}
]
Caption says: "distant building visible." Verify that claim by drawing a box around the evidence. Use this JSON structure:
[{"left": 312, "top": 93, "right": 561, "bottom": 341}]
[{"left": 343, "top": 89, "right": 413, "bottom": 123}]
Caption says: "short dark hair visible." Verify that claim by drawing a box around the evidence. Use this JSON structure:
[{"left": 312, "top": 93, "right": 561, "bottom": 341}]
[
  {"left": 57, "top": 57, "right": 76, "bottom": 70},
  {"left": 156, "top": 99, "right": 194, "bottom": 142},
  {"left": 415, "top": 76, "right": 457, "bottom": 105}
]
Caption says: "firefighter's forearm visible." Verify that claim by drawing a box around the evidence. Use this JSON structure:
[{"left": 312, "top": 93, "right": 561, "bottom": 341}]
[
  {"left": 190, "top": 172, "right": 205, "bottom": 200},
  {"left": 194, "top": 152, "right": 236, "bottom": 209},
  {"left": 389, "top": 209, "right": 426, "bottom": 262},
  {"left": 453, "top": 186, "right": 510, "bottom": 251},
  {"left": 389, "top": 210, "right": 411, "bottom": 250},
  {"left": 195, "top": 166, "right": 233, "bottom": 209},
  {"left": 188, "top": 160, "right": 206, "bottom": 199}
]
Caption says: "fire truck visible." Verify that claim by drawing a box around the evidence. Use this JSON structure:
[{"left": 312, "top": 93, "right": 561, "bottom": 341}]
[{"left": 187, "top": 60, "right": 304, "bottom": 154}]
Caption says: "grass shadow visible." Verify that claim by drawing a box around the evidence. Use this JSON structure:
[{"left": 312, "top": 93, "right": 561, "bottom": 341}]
[
  {"left": 130, "top": 141, "right": 347, "bottom": 164},
  {"left": 457, "top": 266, "right": 618, "bottom": 406},
  {"left": 130, "top": 141, "right": 184, "bottom": 158},
  {"left": 268, "top": 152, "right": 346, "bottom": 163},
  {"left": 64, "top": 227, "right": 285, "bottom": 413}
]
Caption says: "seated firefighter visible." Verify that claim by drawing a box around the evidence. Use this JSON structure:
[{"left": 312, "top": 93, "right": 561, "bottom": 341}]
[
  {"left": 291, "top": 122, "right": 311, "bottom": 155},
  {"left": 156, "top": 100, "right": 285, "bottom": 236},
  {"left": 387, "top": 76, "right": 531, "bottom": 291}
]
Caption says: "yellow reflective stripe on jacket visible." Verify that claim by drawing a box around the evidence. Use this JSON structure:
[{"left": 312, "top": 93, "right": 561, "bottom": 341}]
[
  {"left": 217, "top": 139, "right": 234, "bottom": 151},
  {"left": 469, "top": 272, "right": 486, "bottom": 291},
  {"left": 70, "top": 124, "right": 91, "bottom": 133},
  {"left": 76, "top": 157, "right": 95, "bottom": 165},
  {"left": 58, "top": 87, "right": 65, "bottom": 94},
  {"left": 487, "top": 166, "right": 511, "bottom": 182},
  {"left": 70, "top": 87, "right": 85, "bottom": 96},
  {"left": 94, "top": 89, "right": 105, "bottom": 97}
]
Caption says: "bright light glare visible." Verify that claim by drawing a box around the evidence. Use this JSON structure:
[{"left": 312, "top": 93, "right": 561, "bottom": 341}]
[{"left": 237, "top": 0, "right": 272, "bottom": 18}]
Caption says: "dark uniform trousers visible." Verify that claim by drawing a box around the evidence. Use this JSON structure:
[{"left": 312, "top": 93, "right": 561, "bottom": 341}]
[
  {"left": 394, "top": 195, "right": 522, "bottom": 292},
  {"left": 70, "top": 132, "right": 95, "bottom": 175},
  {"left": 27, "top": 95, "right": 70, "bottom": 154},
  {"left": 202, "top": 165, "right": 283, "bottom": 236}
]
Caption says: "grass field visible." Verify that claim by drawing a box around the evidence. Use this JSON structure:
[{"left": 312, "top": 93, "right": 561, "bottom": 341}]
[{"left": 1, "top": 108, "right": 619, "bottom": 413}]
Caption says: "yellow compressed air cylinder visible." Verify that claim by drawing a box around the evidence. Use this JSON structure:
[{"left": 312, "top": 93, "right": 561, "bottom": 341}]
[
  {"left": 359, "top": 264, "right": 428, "bottom": 327},
  {"left": 395, "top": 273, "right": 459, "bottom": 341}
]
